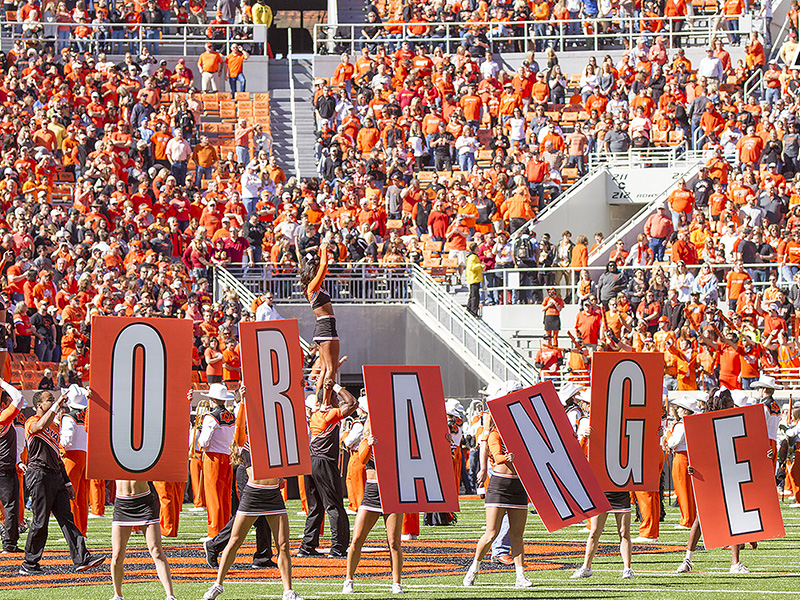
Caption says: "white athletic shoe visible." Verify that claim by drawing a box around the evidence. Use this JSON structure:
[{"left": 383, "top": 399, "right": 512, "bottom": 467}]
[
  {"left": 189, "top": 506, "right": 206, "bottom": 512},
  {"left": 283, "top": 591, "right": 303, "bottom": 600},
  {"left": 109, "top": 596, "right": 123, "bottom": 600},
  {"left": 400, "top": 534, "right": 418, "bottom": 541},
  {"left": 570, "top": 566, "right": 592, "bottom": 579},
  {"left": 730, "top": 562, "right": 750, "bottom": 574},
  {"left": 342, "top": 580, "right": 354, "bottom": 594},
  {"left": 673, "top": 524, "right": 691, "bottom": 530},
  {"left": 462, "top": 568, "right": 477, "bottom": 587},
  {"left": 676, "top": 558, "right": 693, "bottom": 573},
  {"left": 391, "top": 583, "right": 404, "bottom": 594},
  {"left": 515, "top": 575, "right": 534, "bottom": 588},
  {"left": 632, "top": 536, "right": 658, "bottom": 543},
  {"left": 202, "top": 583, "right": 224, "bottom": 600},
  {"left": 622, "top": 568, "right": 635, "bottom": 579}
]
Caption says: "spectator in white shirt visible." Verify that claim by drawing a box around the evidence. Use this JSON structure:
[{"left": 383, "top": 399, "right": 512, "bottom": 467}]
[
  {"left": 165, "top": 129, "right": 191, "bottom": 184},
  {"left": 255, "top": 292, "right": 282, "bottom": 321}
]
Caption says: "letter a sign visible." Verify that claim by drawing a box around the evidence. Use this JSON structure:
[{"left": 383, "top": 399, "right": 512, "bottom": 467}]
[
  {"left": 239, "top": 320, "right": 312, "bottom": 479},
  {"left": 488, "top": 381, "right": 611, "bottom": 531},
  {"left": 362, "top": 365, "right": 460, "bottom": 514},
  {"left": 684, "top": 405, "right": 785, "bottom": 549},
  {"left": 589, "top": 352, "right": 665, "bottom": 491},
  {"left": 87, "top": 317, "right": 192, "bottom": 481}
]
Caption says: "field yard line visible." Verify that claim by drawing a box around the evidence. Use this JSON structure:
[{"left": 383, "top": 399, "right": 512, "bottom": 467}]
[{"left": 304, "top": 584, "right": 800, "bottom": 595}]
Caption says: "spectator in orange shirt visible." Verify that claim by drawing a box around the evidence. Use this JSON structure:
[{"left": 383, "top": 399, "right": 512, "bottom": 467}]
[
  {"left": 332, "top": 52, "right": 355, "bottom": 97},
  {"left": 224, "top": 43, "right": 249, "bottom": 100},
  {"left": 668, "top": 178, "right": 695, "bottom": 229}
]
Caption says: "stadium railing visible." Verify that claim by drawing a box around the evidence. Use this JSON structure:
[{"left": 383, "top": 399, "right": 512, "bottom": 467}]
[
  {"left": 588, "top": 143, "right": 694, "bottom": 170},
  {"left": 0, "top": 21, "right": 270, "bottom": 56},
  {"left": 314, "top": 16, "right": 718, "bottom": 55}
]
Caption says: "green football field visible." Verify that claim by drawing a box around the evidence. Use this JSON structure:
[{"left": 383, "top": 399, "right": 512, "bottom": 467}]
[{"left": 2, "top": 496, "right": 800, "bottom": 600}]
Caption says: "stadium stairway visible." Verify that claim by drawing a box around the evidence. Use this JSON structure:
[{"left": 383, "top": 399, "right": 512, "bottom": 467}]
[
  {"left": 268, "top": 57, "right": 317, "bottom": 180},
  {"left": 336, "top": 0, "right": 368, "bottom": 29}
]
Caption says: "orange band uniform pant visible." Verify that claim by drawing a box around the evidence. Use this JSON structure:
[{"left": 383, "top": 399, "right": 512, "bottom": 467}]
[
  {"left": 62, "top": 450, "right": 89, "bottom": 536},
  {"left": 453, "top": 445, "right": 462, "bottom": 492},
  {"left": 672, "top": 451, "right": 696, "bottom": 528},
  {"left": 153, "top": 481, "right": 185, "bottom": 537},
  {"left": 402, "top": 513, "right": 419, "bottom": 536},
  {"left": 635, "top": 452, "right": 665, "bottom": 539},
  {"left": 788, "top": 445, "right": 800, "bottom": 503},
  {"left": 203, "top": 452, "right": 232, "bottom": 537},
  {"left": 89, "top": 479, "right": 107, "bottom": 516},
  {"left": 190, "top": 456, "right": 206, "bottom": 508},
  {"left": 346, "top": 450, "right": 365, "bottom": 512}
]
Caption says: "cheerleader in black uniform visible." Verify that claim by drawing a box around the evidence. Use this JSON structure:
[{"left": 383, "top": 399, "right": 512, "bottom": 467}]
[
  {"left": 342, "top": 414, "right": 404, "bottom": 595},
  {"left": 463, "top": 416, "right": 533, "bottom": 589}
]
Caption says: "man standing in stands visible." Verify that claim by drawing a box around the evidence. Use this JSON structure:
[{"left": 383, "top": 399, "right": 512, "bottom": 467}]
[
  {"left": 298, "top": 380, "right": 357, "bottom": 558},
  {"left": 225, "top": 44, "right": 250, "bottom": 100},
  {"left": 198, "top": 42, "right": 224, "bottom": 92},
  {"left": 644, "top": 205, "right": 673, "bottom": 262},
  {"left": 21, "top": 390, "right": 105, "bottom": 575}
]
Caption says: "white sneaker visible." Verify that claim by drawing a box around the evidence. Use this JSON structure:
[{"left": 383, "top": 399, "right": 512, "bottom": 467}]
[
  {"left": 189, "top": 506, "right": 206, "bottom": 512},
  {"left": 391, "top": 583, "right": 403, "bottom": 594},
  {"left": 400, "top": 534, "right": 417, "bottom": 541},
  {"left": 673, "top": 524, "right": 691, "bottom": 530},
  {"left": 515, "top": 575, "right": 534, "bottom": 588},
  {"left": 283, "top": 591, "right": 303, "bottom": 600},
  {"left": 570, "top": 566, "right": 592, "bottom": 578},
  {"left": 730, "top": 562, "right": 750, "bottom": 574},
  {"left": 622, "top": 568, "right": 635, "bottom": 579},
  {"left": 202, "top": 584, "right": 224, "bottom": 600},
  {"left": 109, "top": 596, "right": 123, "bottom": 600},
  {"left": 342, "top": 580, "right": 354, "bottom": 594},
  {"left": 676, "top": 558, "right": 693, "bottom": 573},
  {"left": 462, "top": 568, "right": 477, "bottom": 586},
  {"left": 632, "top": 536, "right": 658, "bottom": 543}
]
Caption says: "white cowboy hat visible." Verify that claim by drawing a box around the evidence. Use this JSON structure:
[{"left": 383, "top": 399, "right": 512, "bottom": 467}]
[
  {"left": 485, "top": 380, "right": 523, "bottom": 401},
  {"left": 206, "top": 383, "right": 234, "bottom": 402},
  {"left": 671, "top": 396, "right": 699, "bottom": 413},
  {"left": 558, "top": 382, "right": 584, "bottom": 406},
  {"left": 750, "top": 375, "right": 781, "bottom": 390},
  {"left": 305, "top": 394, "right": 318, "bottom": 411},
  {"left": 575, "top": 388, "right": 592, "bottom": 404},
  {"left": 731, "top": 390, "right": 752, "bottom": 408},
  {"left": 66, "top": 384, "right": 88, "bottom": 410},
  {"left": 357, "top": 395, "right": 369, "bottom": 414},
  {"left": 445, "top": 398, "right": 465, "bottom": 418}
]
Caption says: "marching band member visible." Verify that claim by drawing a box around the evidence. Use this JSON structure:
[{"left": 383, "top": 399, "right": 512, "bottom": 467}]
[
  {"left": 60, "top": 385, "right": 89, "bottom": 536},
  {"left": 750, "top": 375, "right": 782, "bottom": 472},
  {"left": 464, "top": 412, "right": 533, "bottom": 589},
  {"left": 677, "top": 388, "right": 764, "bottom": 574},
  {"left": 298, "top": 379, "right": 357, "bottom": 558},
  {"left": 342, "top": 402, "right": 404, "bottom": 595},
  {"left": 198, "top": 383, "right": 237, "bottom": 539},
  {"left": 152, "top": 478, "right": 185, "bottom": 538},
  {"left": 667, "top": 396, "right": 698, "bottom": 530},
  {"left": 204, "top": 392, "right": 276, "bottom": 570},
  {"left": 571, "top": 390, "right": 635, "bottom": 580},
  {"left": 20, "top": 390, "right": 105, "bottom": 575},
  {"left": 342, "top": 411, "right": 366, "bottom": 514},
  {"left": 633, "top": 389, "right": 668, "bottom": 543},
  {"left": 0, "top": 378, "right": 26, "bottom": 553},
  {"left": 300, "top": 242, "right": 340, "bottom": 407},
  {"left": 201, "top": 385, "right": 303, "bottom": 600},
  {"left": 110, "top": 480, "right": 177, "bottom": 600}
]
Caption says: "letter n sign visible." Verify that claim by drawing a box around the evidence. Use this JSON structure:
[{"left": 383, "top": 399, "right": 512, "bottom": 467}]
[
  {"left": 87, "top": 317, "right": 192, "bottom": 481},
  {"left": 239, "top": 320, "right": 312, "bottom": 479},
  {"left": 362, "top": 365, "right": 460, "bottom": 514}
]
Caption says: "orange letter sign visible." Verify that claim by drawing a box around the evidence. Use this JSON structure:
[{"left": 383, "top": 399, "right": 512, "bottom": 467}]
[{"left": 87, "top": 317, "right": 192, "bottom": 481}]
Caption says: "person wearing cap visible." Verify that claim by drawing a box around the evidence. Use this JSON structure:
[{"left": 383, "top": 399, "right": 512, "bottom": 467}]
[
  {"left": 197, "top": 383, "right": 236, "bottom": 539},
  {"left": 20, "top": 389, "right": 105, "bottom": 575},
  {"left": 299, "top": 379, "right": 357, "bottom": 558},
  {"left": 59, "top": 385, "right": 89, "bottom": 537},
  {"left": 666, "top": 395, "right": 698, "bottom": 530},
  {"left": 0, "top": 378, "right": 27, "bottom": 553},
  {"left": 201, "top": 384, "right": 302, "bottom": 600},
  {"left": 224, "top": 43, "right": 250, "bottom": 100},
  {"left": 464, "top": 381, "right": 534, "bottom": 589},
  {"left": 341, "top": 396, "right": 404, "bottom": 595},
  {"left": 198, "top": 43, "right": 224, "bottom": 92},
  {"left": 751, "top": 375, "right": 782, "bottom": 470}
]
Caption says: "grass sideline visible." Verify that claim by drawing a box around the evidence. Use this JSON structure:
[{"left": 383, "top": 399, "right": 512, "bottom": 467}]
[{"left": 1, "top": 496, "right": 800, "bottom": 600}]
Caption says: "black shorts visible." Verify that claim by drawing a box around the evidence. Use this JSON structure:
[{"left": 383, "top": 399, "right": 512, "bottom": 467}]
[
  {"left": 485, "top": 474, "right": 528, "bottom": 509},
  {"left": 313, "top": 315, "right": 338, "bottom": 342},
  {"left": 360, "top": 480, "right": 383, "bottom": 513},
  {"left": 112, "top": 491, "right": 160, "bottom": 527},
  {"left": 236, "top": 483, "right": 287, "bottom": 517},
  {"left": 543, "top": 315, "right": 561, "bottom": 332},
  {"left": 605, "top": 491, "right": 631, "bottom": 513}
]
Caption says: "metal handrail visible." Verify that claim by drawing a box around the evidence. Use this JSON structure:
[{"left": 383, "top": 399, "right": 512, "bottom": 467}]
[
  {"left": 314, "top": 15, "right": 718, "bottom": 55},
  {"left": 408, "top": 263, "right": 538, "bottom": 386},
  {"left": 590, "top": 142, "right": 688, "bottom": 169},
  {"left": 287, "top": 28, "right": 301, "bottom": 177},
  {"left": 0, "top": 21, "right": 269, "bottom": 57}
]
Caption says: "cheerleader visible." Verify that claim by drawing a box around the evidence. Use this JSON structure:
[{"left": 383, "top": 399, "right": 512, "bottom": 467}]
[
  {"left": 342, "top": 410, "right": 403, "bottom": 595},
  {"left": 110, "top": 480, "right": 176, "bottom": 600},
  {"left": 202, "top": 385, "right": 302, "bottom": 600},
  {"left": 676, "top": 387, "right": 766, "bottom": 574},
  {"left": 667, "top": 396, "right": 698, "bottom": 530},
  {"left": 571, "top": 391, "right": 635, "bottom": 580},
  {"left": 300, "top": 242, "right": 339, "bottom": 407},
  {"left": 463, "top": 414, "right": 533, "bottom": 589}
]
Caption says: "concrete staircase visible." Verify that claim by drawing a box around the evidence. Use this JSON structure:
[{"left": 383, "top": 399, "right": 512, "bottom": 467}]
[{"left": 267, "top": 57, "right": 317, "bottom": 180}]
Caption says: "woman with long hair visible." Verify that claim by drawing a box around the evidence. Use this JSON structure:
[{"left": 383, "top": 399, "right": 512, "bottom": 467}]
[
  {"left": 463, "top": 414, "right": 533, "bottom": 589},
  {"left": 300, "top": 242, "right": 339, "bottom": 406},
  {"left": 342, "top": 410, "right": 403, "bottom": 595}
]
